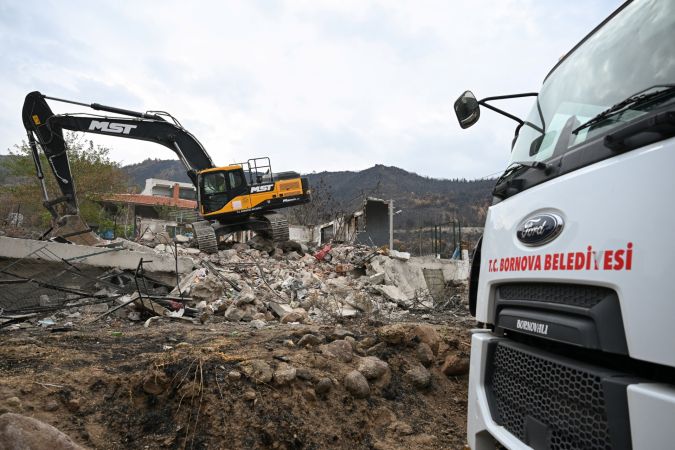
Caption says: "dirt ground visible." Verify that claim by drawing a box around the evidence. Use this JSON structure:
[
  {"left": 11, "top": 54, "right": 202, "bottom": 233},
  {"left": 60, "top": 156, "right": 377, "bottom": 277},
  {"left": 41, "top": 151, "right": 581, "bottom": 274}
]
[{"left": 0, "top": 316, "right": 471, "bottom": 450}]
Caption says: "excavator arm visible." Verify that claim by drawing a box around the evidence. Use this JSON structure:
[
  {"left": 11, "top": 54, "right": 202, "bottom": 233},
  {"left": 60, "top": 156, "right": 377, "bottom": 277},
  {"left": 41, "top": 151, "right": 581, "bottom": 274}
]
[{"left": 21, "top": 91, "right": 215, "bottom": 220}]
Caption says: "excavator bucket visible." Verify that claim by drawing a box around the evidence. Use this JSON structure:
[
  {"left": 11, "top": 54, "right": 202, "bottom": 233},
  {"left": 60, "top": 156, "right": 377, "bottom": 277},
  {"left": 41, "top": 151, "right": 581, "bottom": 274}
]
[{"left": 50, "top": 214, "right": 103, "bottom": 246}]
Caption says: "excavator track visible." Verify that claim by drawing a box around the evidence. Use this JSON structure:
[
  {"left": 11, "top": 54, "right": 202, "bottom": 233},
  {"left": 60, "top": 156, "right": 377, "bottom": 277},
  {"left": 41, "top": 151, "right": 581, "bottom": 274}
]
[
  {"left": 192, "top": 221, "right": 218, "bottom": 254},
  {"left": 262, "top": 212, "right": 289, "bottom": 242}
]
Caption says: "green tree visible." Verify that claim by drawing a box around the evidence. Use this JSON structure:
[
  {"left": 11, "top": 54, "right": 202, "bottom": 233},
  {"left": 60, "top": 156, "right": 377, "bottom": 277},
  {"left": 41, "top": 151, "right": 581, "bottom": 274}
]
[{"left": 0, "top": 132, "right": 129, "bottom": 229}]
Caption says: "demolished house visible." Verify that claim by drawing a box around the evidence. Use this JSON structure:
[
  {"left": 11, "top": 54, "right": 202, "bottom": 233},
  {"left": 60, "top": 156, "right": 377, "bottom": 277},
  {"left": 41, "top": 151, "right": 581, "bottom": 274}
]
[{"left": 0, "top": 226, "right": 469, "bottom": 331}]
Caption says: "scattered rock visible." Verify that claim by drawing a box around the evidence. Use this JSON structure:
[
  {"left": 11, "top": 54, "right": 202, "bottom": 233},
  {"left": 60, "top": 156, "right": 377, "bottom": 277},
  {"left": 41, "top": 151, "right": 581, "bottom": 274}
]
[
  {"left": 315, "top": 378, "right": 332, "bottom": 396},
  {"left": 416, "top": 342, "right": 434, "bottom": 366},
  {"left": 320, "top": 339, "right": 353, "bottom": 362},
  {"left": 344, "top": 370, "right": 370, "bottom": 399},
  {"left": 273, "top": 364, "right": 297, "bottom": 385},
  {"left": 242, "top": 390, "right": 257, "bottom": 401},
  {"left": 249, "top": 319, "right": 266, "bottom": 329},
  {"left": 330, "top": 328, "right": 355, "bottom": 340},
  {"left": 441, "top": 354, "right": 470, "bottom": 376},
  {"left": 377, "top": 323, "right": 409, "bottom": 345},
  {"left": 4, "top": 398, "right": 21, "bottom": 409},
  {"left": 280, "top": 309, "right": 308, "bottom": 324},
  {"left": 65, "top": 398, "right": 80, "bottom": 412},
  {"left": 248, "top": 360, "right": 273, "bottom": 384},
  {"left": 0, "top": 413, "right": 85, "bottom": 450},
  {"left": 282, "top": 339, "right": 295, "bottom": 348},
  {"left": 357, "top": 356, "right": 390, "bottom": 380},
  {"left": 366, "top": 342, "right": 387, "bottom": 356},
  {"left": 43, "top": 401, "right": 59, "bottom": 412},
  {"left": 296, "top": 368, "right": 313, "bottom": 381},
  {"left": 406, "top": 365, "right": 431, "bottom": 389},
  {"left": 411, "top": 324, "right": 441, "bottom": 355},
  {"left": 389, "top": 420, "right": 414, "bottom": 435},
  {"left": 227, "top": 370, "right": 241, "bottom": 381},
  {"left": 297, "top": 333, "right": 324, "bottom": 347}
]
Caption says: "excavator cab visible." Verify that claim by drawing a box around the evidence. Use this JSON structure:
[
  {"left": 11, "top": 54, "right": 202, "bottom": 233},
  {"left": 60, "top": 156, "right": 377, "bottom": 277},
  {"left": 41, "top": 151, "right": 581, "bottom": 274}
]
[{"left": 198, "top": 166, "right": 248, "bottom": 215}]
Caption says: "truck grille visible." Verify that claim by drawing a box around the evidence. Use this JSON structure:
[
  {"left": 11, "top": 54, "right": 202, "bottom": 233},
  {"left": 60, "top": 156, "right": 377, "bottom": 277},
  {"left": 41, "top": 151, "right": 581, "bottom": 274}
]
[
  {"left": 498, "top": 283, "right": 612, "bottom": 309},
  {"left": 486, "top": 341, "right": 621, "bottom": 450}
]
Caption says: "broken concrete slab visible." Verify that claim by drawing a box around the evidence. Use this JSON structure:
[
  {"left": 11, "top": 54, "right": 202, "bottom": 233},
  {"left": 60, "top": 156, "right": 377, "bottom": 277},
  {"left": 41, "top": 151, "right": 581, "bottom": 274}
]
[{"left": 0, "top": 237, "right": 195, "bottom": 274}]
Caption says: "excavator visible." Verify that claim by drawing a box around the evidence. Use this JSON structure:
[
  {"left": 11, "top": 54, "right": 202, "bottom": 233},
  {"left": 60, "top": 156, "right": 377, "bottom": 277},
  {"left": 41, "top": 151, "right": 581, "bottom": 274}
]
[{"left": 21, "top": 91, "right": 311, "bottom": 253}]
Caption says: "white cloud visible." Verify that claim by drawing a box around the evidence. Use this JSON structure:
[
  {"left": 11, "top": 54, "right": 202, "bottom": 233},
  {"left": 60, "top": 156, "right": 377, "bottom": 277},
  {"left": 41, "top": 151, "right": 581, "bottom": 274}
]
[{"left": 0, "top": 0, "right": 620, "bottom": 178}]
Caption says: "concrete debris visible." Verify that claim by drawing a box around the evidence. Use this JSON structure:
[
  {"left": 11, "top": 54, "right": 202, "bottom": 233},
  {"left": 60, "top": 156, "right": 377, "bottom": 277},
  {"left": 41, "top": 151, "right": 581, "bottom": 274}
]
[{"left": 0, "top": 232, "right": 469, "bottom": 331}]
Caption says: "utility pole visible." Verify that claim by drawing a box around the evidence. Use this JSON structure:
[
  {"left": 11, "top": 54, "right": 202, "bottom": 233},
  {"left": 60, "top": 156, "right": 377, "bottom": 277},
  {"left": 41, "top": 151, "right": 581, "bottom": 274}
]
[{"left": 388, "top": 199, "right": 394, "bottom": 251}]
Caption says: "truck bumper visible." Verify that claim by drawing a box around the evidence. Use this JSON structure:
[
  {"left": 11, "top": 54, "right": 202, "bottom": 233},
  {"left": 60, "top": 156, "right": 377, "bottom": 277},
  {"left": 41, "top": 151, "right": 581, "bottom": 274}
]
[{"left": 467, "top": 331, "right": 675, "bottom": 449}]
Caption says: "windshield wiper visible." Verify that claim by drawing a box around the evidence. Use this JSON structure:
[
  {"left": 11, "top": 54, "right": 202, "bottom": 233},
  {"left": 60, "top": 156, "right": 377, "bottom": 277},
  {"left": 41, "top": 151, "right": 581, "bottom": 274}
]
[
  {"left": 495, "top": 160, "right": 551, "bottom": 185},
  {"left": 572, "top": 84, "right": 675, "bottom": 135}
]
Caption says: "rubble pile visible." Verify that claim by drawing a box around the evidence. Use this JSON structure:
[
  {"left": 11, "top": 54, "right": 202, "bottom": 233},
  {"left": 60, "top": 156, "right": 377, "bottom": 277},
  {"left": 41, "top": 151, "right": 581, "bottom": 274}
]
[{"left": 0, "top": 232, "right": 469, "bottom": 331}]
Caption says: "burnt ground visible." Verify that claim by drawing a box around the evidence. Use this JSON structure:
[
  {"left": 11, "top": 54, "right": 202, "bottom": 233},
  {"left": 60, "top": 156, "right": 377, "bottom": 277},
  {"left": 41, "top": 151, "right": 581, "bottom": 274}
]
[{"left": 0, "top": 316, "right": 472, "bottom": 450}]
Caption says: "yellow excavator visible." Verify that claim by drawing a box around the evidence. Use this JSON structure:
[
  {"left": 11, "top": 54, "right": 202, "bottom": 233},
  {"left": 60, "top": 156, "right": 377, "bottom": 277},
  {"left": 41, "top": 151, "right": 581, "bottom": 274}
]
[{"left": 21, "top": 91, "right": 311, "bottom": 252}]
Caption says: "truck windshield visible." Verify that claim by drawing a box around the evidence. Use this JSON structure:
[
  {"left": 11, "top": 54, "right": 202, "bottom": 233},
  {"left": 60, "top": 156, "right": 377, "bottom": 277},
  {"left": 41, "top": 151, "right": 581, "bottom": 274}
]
[{"left": 510, "top": 0, "right": 675, "bottom": 165}]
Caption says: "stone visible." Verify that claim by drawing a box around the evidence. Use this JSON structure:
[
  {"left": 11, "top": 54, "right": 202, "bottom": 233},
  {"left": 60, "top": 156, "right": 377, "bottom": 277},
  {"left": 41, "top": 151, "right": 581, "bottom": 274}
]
[
  {"left": 242, "top": 390, "right": 256, "bottom": 401},
  {"left": 224, "top": 305, "right": 245, "bottom": 322},
  {"left": 273, "top": 364, "right": 297, "bottom": 385},
  {"left": 249, "top": 319, "right": 266, "bottom": 330},
  {"left": 0, "top": 413, "right": 85, "bottom": 450},
  {"left": 357, "top": 356, "right": 390, "bottom": 380},
  {"left": 315, "top": 378, "right": 332, "bottom": 396},
  {"left": 344, "top": 370, "right": 370, "bottom": 399},
  {"left": 366, "top": 342, "right": 387, "bottom": 356},
  {"left": 183, "top": 247, "right": 201, "bottom": 256},
  {"left": 4, "top": 398, "right": 21, "bottom": 408},
  {"left": 297, "top": 333, "right": 324, "bottom": 347},
  {"left": 248, "top": 360, "right": 273, "bottom": 384},
  {"left": 43, "top": 401, "right": 59, "bottom": 412},
  {"left": 234, "top": 285, "right": 256, "bottom": 305},
  {"left": 268, "top": 302, "right": 294, "bottom": 318},
  {"left": 440, "top": 354, "right": 470, "bottom": 376},
  {"left": 320, "top": 340, "right": 353, "bottom": 363},
  {"left": 416, "top": 342, "right": 434, "bottom": 366},
  {"left": 155, "top": 243, "right": 167, "bottom": 252},
  {"left": 411, "top": 324, "right": 441, "bottom": 355},
  {"left": 377, "top": 323, "right": 409, "bottom": 345},
  {"left": 282, "top": 340, "right": 295, "bottom": 348},
  {"left": 406, "top": 365, "right": 431, "bottom": 389},
  {"left": 389, "top": 420, "right": 414, "bottom": 435},
  {"left": 330, "top": 328, "right": 355, "bottom": 340},
  {"left": 223, "top": 369, "right": 240, "bottom": 381},
  {"left": 226, "top": 304, "right": 257, "bottom": 322},
  {"left": 280, "top": 309, "right": 307, "bottom": 324},
  {"left": 191, "top": 275, "right": 225, "bottom": 302},
  {"left": 296, "top": 368, "right": 313, "bottom": 381}
]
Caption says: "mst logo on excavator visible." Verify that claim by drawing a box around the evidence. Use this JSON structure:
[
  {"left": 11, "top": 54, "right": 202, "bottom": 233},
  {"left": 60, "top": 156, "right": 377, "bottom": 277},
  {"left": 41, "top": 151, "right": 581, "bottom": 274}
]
[{"left": 88, "top": 121, "right": 137, "bottom": 135}]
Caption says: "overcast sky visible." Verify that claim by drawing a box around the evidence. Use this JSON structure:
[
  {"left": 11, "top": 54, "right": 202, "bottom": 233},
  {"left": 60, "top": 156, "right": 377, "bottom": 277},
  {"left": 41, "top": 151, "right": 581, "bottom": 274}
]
[{"left": 0, "top": 0, "right": 620, "bottom": 179}]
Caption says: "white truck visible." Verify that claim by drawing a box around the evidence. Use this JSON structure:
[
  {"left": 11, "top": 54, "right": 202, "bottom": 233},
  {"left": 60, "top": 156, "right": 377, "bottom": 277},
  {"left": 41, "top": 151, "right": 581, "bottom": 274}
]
[{"left": 454, "top": 1, "right": 675, "bottom": 448}]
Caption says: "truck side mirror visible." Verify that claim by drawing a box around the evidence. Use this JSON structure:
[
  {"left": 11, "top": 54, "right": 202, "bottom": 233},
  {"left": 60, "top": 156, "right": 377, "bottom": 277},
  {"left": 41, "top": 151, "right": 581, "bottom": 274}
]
[{"left": 454, "top": 91, "right": 480, "bottom": 129}]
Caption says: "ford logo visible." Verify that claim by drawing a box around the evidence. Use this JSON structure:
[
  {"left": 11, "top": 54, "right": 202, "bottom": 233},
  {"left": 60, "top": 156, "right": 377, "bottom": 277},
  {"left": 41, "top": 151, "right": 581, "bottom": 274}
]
[{"left": 517, "top": 213, "right": 563, "bottom": 246}]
